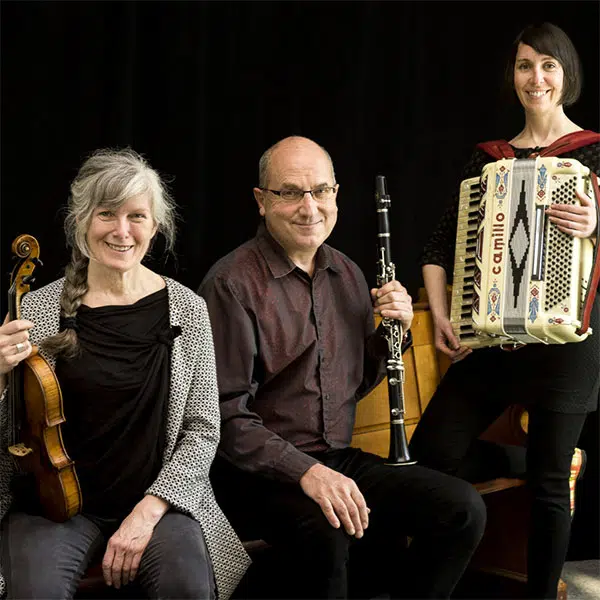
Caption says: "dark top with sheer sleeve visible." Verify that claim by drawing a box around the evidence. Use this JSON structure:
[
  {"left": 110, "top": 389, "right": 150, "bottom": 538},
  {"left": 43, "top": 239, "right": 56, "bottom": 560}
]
[
  {"left": 419, "top": 135, "right": 600, "bottom": 414},
  {"left": 54, "top": 288, "right": 173, "bottom": 519}
]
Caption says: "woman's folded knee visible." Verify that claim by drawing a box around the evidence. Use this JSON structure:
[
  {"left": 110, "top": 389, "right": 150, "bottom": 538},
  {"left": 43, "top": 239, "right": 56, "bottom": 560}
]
[{"left": 441, "top": 479, "right": 487, "bottom": 543}]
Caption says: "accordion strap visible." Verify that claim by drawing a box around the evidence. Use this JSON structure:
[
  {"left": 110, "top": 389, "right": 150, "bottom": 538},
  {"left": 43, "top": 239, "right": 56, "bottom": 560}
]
[
  {"left": 578, "top": 173, "right": 600, "bottom": 335},
  {"left": 476, "top": 140, "right": 516, "bottom": 159},
  {"left": 539, "top": 130, "right": 600, "bottom": 157}
]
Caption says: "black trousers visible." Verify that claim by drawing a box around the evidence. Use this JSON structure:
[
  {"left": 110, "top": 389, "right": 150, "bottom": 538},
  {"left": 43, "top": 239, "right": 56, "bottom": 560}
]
[
  {"left": 212, "top": 447, "right": 486, "bottom": 599},
  {"left": 1, "top": 510, "right": 215, "bottom": 599},
  {"left": 409, "top": 356, "right": 588, "bottom": 600}
]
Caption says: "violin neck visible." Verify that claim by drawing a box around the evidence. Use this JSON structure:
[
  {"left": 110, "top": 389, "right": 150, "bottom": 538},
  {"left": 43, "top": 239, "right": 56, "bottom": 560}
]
[{"left": 7, "top": 288, "right": 22, "bottom": 448}]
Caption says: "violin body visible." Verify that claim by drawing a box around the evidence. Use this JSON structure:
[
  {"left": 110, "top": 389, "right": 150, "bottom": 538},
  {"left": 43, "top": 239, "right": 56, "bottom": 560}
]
[{"left": 7, "top": 234, "right": 82, "bottom": 522}]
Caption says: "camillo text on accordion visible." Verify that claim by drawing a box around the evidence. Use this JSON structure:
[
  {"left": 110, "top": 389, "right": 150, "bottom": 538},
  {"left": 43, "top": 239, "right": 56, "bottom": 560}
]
[{"left": 451, "top": 156, "right": 599, "bottom": 348}]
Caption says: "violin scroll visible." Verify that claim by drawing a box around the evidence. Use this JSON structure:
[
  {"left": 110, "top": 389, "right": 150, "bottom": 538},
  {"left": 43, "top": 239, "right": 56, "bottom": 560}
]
[{"left": 10, "top": 235, "right": 43, "bottom": 319}]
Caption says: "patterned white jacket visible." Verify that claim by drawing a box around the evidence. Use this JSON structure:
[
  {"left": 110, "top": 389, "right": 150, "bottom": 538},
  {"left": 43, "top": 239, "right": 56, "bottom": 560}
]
[{"left": 0, "top": 277, "right": 250, "bottom": 598}]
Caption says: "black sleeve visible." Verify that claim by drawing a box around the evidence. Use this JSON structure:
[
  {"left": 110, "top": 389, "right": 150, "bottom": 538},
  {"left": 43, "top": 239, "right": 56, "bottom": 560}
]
[{"left": 419, "top": 148, "right": 494, "bottom": 279}]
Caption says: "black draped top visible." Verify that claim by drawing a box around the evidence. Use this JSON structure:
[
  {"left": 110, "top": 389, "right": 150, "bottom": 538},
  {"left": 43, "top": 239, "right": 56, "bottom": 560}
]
[{"left": 56, "top": 288, "right": 175, "bottom": 519}]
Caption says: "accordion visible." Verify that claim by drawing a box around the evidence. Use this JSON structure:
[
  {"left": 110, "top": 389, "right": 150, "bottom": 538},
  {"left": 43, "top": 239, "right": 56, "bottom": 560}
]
[{"left": 450, "top": 156, "right": 598, "bottom": 349}]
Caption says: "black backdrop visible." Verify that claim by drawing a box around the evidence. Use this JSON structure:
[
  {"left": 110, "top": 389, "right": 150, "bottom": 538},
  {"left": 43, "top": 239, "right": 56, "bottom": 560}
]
[{"left": 2, "top": 0, "right": 599, "bottom": 559}]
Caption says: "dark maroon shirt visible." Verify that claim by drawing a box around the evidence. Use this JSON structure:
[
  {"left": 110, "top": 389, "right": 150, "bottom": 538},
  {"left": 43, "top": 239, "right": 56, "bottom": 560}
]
[{"left": 198, "top": 222, "right": 395, "bottom": 483}]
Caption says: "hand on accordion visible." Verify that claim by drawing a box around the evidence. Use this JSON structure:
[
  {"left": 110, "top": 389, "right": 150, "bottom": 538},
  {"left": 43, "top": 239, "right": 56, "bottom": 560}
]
[
  {"left": 432, "top": 315, "right": 472, "bottom": 363},
  {"left": 545, "top": 185, "right": 597, "bottom": 239}
]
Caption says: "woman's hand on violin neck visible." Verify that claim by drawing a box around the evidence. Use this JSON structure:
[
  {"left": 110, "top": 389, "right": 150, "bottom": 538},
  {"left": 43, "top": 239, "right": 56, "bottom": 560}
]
[
  {"left": 0, "top": 317, "right": 34, "bottom": 376},
  {"left": 102, "top": 495, "right": 170, "bottom": 589}
]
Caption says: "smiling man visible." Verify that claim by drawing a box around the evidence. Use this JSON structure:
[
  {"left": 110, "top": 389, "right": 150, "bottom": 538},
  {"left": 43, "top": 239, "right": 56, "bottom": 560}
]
[{"left": 198, "top": 136, "right": 486, "bottom": 599}]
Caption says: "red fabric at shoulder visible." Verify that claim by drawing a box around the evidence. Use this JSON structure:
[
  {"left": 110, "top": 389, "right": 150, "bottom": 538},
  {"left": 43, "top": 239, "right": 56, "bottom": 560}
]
[
  {"left": 476, "top": 130, "right": 600, "bottom": 160},
  {"left": 476, "top": 140, "right": 515, "bottom": 159},
  {"left": 540, "top": 130, "right": 600, "bottom": 157}
]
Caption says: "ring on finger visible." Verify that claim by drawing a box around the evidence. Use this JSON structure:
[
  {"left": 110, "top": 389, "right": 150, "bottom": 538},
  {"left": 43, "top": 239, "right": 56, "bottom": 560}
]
[{"left": 15, "top": 342, "right": 25, "bottom": 353}]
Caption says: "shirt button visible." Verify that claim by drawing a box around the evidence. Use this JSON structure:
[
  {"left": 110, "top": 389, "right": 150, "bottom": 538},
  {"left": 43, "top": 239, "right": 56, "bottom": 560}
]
[{"left": 324, "top": 394, "right": 330, "bottom": 400}]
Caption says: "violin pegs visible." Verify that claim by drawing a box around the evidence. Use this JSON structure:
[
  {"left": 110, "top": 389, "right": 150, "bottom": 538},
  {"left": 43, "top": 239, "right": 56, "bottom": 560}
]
[
  {"left": 22, "top": 275, "right": 36, "bottom": 285},
  {"left": 32, "top": 258, "right": 43, "bottom": 267}
]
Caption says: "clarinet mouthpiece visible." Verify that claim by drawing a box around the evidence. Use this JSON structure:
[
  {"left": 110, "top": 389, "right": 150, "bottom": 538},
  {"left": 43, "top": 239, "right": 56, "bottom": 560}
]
[{"left": 376, "top": 175, "right": 387, "bottom": 199}]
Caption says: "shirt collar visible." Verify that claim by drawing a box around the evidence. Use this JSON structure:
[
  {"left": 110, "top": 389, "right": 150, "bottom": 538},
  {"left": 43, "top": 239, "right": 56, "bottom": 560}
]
[{"left": 256, "top": 220, "right": 341, "bottom": 279}]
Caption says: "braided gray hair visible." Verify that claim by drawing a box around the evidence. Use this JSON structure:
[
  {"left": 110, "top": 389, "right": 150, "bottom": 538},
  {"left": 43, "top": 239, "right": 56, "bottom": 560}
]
[{"left": 42, "top": 148, "right": 177, "bottom": 358}]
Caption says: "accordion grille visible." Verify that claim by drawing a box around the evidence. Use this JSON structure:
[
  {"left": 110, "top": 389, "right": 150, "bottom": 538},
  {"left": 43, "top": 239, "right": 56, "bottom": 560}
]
[{"left": 545, "top": 176, "right": 576, "bottom": 312}]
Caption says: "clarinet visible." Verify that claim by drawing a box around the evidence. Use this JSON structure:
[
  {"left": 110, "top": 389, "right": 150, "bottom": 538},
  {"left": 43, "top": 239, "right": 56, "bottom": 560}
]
[{"left": 375, "top": 175, "right": 416, "bottom": 466}]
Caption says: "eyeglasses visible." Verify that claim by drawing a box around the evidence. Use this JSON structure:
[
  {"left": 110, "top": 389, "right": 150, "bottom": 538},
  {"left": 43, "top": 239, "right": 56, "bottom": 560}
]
[{"left": 260, "top": 185, "right": 337, "bottom": 203}]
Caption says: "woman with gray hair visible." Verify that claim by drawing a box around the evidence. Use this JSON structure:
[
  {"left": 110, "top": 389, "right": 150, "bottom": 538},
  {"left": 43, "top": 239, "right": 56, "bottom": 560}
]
[{"left": 0, "top": 148, "right": 250, "bottom": 599}]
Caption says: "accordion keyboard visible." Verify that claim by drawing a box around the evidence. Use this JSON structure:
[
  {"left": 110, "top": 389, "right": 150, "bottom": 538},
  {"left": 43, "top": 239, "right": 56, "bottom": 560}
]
[{"left": 450, "top": 176, "right": 506, "bottom": 347}]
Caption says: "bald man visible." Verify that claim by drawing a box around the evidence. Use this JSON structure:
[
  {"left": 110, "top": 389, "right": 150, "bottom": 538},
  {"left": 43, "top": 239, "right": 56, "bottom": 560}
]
[{"left": 199, "top": 136, "right": 486, "bottom": 599}]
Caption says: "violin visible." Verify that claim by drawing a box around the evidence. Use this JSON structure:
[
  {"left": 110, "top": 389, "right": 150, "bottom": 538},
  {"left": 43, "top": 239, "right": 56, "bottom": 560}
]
[{"left": 7, "top": 234, "right": 81, "bottom": 522}]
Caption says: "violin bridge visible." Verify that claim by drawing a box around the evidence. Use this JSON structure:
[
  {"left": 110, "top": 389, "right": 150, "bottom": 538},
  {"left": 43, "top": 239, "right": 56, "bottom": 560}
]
[{"left": 8, "top": 443, "right": 34, "bottom": 457}]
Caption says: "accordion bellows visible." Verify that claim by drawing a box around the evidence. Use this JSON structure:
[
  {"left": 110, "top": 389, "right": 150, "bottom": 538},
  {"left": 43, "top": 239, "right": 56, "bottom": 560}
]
[{"left": 451, "top": 157, "right": 595, "bottom": 348}]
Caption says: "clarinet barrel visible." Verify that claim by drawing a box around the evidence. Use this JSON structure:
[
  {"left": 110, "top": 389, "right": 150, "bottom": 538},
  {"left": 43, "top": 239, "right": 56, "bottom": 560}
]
[{"left": 375, "top": 175, "right": 416, "bottom": 466}]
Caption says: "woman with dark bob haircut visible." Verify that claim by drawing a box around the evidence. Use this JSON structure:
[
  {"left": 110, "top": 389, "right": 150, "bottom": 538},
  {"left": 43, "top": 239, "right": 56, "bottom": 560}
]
[
  {"left": 0, "top": 148, "right": 250, "bottom": 598},
  {"left": 504, "top": 21, "right": 582, "bottom": 107},
  {"left": 410, "top": 22, "right": 599, "bottom": 599}
]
